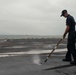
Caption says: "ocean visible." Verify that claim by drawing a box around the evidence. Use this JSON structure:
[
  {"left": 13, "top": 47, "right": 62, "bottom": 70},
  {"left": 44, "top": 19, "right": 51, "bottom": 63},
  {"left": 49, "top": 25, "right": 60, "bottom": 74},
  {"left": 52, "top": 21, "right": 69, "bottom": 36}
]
[{"left": 0, "top": 35, "right": 62, "bottom": 39}]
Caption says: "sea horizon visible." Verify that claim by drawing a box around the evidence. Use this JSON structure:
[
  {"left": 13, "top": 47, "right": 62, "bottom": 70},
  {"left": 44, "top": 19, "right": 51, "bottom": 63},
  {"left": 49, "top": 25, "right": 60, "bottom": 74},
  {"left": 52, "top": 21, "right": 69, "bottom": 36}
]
[{"left": 0, "top": 35, "right": 62, "bottom": 39}]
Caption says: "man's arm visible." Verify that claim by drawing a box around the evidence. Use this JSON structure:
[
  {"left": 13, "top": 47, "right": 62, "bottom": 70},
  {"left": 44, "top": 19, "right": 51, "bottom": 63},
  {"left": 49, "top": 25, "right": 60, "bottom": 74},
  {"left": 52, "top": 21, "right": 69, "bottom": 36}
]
[{"left": 63, "top": 25, "right": 70, "bottom": 39}]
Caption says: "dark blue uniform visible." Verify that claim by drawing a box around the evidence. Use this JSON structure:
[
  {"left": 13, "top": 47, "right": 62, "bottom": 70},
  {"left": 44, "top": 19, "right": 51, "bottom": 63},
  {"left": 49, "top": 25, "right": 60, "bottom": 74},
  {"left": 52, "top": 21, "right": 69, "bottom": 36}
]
[{"left": 65, "top": 15, "right": 76, "bottom": 61}]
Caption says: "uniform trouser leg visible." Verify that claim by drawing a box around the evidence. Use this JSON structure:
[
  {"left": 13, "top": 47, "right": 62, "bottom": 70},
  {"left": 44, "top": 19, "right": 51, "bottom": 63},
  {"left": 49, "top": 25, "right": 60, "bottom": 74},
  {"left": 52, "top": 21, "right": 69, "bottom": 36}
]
[
  {"left": 66, "top": 37, "right": 76, "bottom": 61},
  {"left": 66, "top": 47, "right": 71, "bottom": 61}
]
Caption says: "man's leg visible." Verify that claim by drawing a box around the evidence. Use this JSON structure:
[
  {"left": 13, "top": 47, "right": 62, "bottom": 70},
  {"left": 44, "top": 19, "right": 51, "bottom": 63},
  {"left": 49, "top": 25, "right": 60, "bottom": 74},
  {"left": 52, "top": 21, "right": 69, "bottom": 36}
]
[
  {"left": 65, "top": 48, "right": 72, "bottom": 61},
  {"left": 63, "top": 39, "right": 72, "bottom": 62},
  {"left": 65, "top": 40, "right": 72, "bottom": 61},
  {"left": 70, "top": 38, "right": 76, "bottom": 64}
]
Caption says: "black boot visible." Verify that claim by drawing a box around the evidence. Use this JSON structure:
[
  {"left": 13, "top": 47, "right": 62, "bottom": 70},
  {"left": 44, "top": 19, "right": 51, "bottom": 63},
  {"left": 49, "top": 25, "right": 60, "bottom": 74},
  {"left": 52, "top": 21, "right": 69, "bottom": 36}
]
[
  {"left": 62, "top": 59, "right": 71, "bottom": 62},
  {"left": 70, "top": 61, "right": 76, "bottom": 65}
]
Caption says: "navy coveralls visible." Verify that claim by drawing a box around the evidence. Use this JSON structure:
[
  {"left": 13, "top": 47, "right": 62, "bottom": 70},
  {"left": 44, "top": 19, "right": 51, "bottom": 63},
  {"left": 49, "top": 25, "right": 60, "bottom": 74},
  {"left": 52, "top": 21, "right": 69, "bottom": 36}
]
[{"left": 65, "top": 15, "right": 76, "bottom": 61}]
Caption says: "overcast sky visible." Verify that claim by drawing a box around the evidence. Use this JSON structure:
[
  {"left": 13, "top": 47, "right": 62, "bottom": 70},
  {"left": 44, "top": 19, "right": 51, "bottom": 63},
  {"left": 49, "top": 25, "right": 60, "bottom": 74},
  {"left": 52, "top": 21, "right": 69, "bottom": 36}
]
[{"left": 0, "top": 0, "right": 76, "bottom": 35}]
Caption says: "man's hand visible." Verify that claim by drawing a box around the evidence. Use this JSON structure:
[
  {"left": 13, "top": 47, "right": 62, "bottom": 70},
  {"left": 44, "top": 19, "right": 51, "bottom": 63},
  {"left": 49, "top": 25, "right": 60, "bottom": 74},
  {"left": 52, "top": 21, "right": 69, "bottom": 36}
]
[
  {"left": 63, "top": 25, "right": 70, "bottom": 39},
  {"left": 63, "top": 33, "right": 66, "bottom": 39}
]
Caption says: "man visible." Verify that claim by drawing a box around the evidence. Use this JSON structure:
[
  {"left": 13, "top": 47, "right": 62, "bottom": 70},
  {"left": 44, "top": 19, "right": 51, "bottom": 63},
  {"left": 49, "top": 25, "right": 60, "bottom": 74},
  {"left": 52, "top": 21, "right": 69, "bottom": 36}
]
[{"left": 61, "top": 10, "right": 76, "bottom": 65}]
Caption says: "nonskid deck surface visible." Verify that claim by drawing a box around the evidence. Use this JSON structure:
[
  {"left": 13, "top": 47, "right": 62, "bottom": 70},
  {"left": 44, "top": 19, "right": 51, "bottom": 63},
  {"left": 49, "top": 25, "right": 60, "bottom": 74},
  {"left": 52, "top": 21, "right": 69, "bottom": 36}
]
[{"left": 0, "top": 48, "right": 76, "bottom": 75}]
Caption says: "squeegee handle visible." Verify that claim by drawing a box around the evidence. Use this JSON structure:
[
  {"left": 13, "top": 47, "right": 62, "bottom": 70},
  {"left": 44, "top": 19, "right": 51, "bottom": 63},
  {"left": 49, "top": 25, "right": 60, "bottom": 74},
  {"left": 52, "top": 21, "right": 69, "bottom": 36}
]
[
  {"left": 48, "top": 38, "right": 63, "bottom": 57},
  {"left": 56, "top": 39, "right": 63, "bottom": 46}
]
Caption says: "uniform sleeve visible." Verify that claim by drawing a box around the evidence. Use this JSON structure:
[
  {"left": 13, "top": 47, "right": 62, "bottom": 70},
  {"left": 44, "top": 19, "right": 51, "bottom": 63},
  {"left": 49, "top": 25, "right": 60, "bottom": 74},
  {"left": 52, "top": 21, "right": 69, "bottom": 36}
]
[{"left": 66, "top": 17, "right": 71, "bottom": 27}]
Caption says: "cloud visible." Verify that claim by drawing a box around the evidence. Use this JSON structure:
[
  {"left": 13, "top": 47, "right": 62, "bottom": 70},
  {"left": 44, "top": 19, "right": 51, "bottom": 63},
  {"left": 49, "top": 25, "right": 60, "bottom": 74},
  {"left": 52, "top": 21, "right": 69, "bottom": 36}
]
[{"left": 0, "top": 0, "right": 76, "bottom": 35}]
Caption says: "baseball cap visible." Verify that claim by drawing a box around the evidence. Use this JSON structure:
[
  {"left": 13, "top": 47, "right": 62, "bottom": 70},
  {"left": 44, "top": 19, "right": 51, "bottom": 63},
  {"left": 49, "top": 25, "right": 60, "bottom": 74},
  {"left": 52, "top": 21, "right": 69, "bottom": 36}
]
[{"left": 61, "top": 10, "right": 67, "bottom": 17}]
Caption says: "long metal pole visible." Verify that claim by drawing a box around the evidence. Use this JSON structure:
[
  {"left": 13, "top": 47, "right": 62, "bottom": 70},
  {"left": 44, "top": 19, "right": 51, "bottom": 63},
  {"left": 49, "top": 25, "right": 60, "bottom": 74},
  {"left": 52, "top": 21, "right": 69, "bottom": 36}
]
[{"left": 41, "top": 38, "right": 63, "bottom": 64}]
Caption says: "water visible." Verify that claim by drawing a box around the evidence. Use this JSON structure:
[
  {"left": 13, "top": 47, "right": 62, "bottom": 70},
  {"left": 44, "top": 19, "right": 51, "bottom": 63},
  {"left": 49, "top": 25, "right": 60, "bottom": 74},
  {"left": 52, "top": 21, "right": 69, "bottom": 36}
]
[
  {"left": 32, "top": 55, "right": 41, "bottom": 65},
  {"left": 0, "top": 35, "right": 62, "bottom": 39}
]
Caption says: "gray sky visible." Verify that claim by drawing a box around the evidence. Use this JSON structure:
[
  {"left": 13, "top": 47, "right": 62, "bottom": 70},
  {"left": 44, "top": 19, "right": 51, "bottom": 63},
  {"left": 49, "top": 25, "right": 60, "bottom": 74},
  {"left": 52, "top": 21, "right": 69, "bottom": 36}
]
[{"left": 0, "top": 0, "right": 76, "bottom": 35}]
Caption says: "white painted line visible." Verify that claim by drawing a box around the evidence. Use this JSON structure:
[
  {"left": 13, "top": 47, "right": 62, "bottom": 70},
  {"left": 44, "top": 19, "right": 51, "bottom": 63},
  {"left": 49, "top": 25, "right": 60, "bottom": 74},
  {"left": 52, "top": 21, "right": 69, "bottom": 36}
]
[
  {"left": 0, "top": 49, "right": 67, "bottom": 58},
  {"left": 0, "top": 55, "right": 16, "bottom": 57}
]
